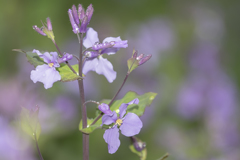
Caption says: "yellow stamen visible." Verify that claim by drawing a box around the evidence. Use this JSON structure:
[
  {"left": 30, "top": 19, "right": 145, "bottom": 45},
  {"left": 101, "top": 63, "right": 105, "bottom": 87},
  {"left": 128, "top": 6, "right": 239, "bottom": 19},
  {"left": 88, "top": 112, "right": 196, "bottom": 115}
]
[
  {"left": 48, "top": 63, "right": 54, "bottom": 67},
  {"left": 116, "top": 119, "right": 123, "bottom": 126}
]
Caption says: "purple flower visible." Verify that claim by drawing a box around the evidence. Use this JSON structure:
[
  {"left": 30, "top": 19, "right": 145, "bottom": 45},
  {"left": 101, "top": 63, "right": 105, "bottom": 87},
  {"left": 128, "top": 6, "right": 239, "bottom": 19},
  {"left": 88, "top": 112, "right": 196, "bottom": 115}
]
[
  {"left": 30, "top": 49, "right": 61, "bottom": 89},
  {"left": 98, "top": 98, "right": 142, "bottom": 154},
  {"left": 83, "top": 27, "right": 128, "bottom": 83}
]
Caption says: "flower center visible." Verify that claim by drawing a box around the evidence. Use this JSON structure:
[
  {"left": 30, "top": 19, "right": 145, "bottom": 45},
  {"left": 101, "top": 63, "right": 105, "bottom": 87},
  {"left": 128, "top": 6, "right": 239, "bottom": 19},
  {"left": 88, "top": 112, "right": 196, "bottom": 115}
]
[
  {"left": 116, "top": 119, "right": 123, "bottom": 126},
  {"left": 48, "top": 63, "right": 54, "bottom": 67}
]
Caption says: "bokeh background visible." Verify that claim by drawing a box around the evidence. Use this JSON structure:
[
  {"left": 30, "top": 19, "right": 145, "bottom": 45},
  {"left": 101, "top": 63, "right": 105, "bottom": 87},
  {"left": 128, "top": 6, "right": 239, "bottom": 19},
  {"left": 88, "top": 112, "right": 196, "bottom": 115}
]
[{"left": 1, "top": 0, "right": 240, "bottom": 159}]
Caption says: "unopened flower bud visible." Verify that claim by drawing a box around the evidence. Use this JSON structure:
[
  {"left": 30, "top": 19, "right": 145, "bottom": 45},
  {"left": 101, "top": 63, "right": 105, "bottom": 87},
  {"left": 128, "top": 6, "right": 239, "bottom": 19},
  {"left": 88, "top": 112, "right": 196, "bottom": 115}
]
[
  {"left": 98, "top": 103, "right": 112, "bottom": 115},
  {"left": 58, "top": 53, "right": 73, "bottom": 63},
  {"left": 131, "top": 136, "right": 146, "bottom": 152},
  {"left": 72, "top": 5, "right": 80, "bottom": 25},
  {"left": 85, "top": 51, "right": 99, "bottom": 58},
  {"left": 132, "top": 50, "right": 138, "bottom": 58},
  {"left": 86, "top": 4, "right": 94, "bottom": 24},
  {"left": 138, "top": 55, "right": 152, "bottom": 66},
  {"left": 30, "top": 105, "right": 39, "bottom": 117},
  {"left": 136, "top": 54, "right": 144, "bottom": 60},
  {"left": 80, "top": 16, "right": 88, "bottom": 33},
  {"left": 68, "top": 9, "right": 80, "bottom": 34},
  {"left": 92, "top": 41, "right": 115, "bottom": 50},
  {"left": 78, "top": 4, "right": 85, "bottom": 21},
  {"left": 33, "top": 25, "right": 46, "bottom": 36},
  {"left": 46, "top": 17, "right": 52, "bottom": 31}
]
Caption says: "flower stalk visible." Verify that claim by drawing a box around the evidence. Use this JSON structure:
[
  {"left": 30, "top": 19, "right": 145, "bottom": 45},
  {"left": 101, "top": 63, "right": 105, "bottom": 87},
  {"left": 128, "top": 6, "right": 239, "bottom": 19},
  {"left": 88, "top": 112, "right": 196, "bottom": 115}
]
[{"left": 77, "top": 33, "right": 89, "bottom": 160}]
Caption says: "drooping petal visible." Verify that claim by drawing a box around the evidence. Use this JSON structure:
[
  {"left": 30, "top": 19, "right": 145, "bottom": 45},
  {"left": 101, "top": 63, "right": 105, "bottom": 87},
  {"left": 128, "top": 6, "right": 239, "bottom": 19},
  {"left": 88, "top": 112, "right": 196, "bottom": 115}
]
[
  {"left": 82, "top": 58, "right": 98, "bottom": 75},
  {"left": 95, "top": 56, "right": 116, "bottom": 83},
  {"left": 102, "top": 111, "right": 117, "bottom": 125},
  {"left": 30, "top": 64, "right": 61, "bottom": 89},
  {"left": 83, "top": 27, "right": 99, "bottom": 48},
  {"left": 119, "top": 98, "right": 139, "bottom": 118},
  {"left": 103, "top": 126, "right": 120, "bottom": 154},
  {"left": 98, "top": 103, "right": 113, "bottom": 115},
  {"left": 120, "top": 113, "right": 143, "bottom": 137}
]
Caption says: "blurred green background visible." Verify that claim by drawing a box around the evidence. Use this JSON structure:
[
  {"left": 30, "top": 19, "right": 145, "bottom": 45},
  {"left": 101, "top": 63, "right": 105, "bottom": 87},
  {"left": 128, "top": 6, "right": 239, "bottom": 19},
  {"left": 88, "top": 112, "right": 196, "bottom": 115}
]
[{"left": 0, "top": 0, "right": 240, "bottom": 160}]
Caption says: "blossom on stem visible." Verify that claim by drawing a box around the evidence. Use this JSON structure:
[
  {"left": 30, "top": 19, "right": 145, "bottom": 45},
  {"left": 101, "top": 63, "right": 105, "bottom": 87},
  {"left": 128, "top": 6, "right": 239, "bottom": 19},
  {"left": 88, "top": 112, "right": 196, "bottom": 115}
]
[
  {"left": 83, "top": 27, "right": 128, "bottom": 83},
  {"left": 98, "top": 98, "right": 142, "bottom": 154},
  {"left": 30, "top": 50, "right": 72, "bottom": 89}
]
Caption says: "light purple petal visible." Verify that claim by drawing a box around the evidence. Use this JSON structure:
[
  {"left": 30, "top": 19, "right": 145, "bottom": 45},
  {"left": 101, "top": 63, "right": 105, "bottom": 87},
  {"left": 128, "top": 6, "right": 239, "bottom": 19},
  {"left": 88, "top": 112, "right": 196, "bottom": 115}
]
[
  {"left": 83, "top": 28, "right": 99, "bottom": 48},
  {"left": 33, "top": 50, "right": 50, "bottom": 63},
  {"left": 30, "top": 64, "right": 61, "bottom": 89},
  {"left": 119, "top": 98, "right": 139, "bottom": 118},
  {"left": 103, "top": 126, "right": 120, "bottom": 154},
  {"left": 82, "top": 58, "right": 98, "bottom": 75},
  {"left": 102, "top": 111, "right": 117, "bottom": 125},
  {"left": 95, "top": 56, "right": 116, "bottom": 83},
  {"left": 113, "top": 40, "right": 128, "bottom": 48},
  {"left": 120, "top": 113, "right": 143, "bottom": 137},
  {"left": 103, "top": 36, "right": 122, "bottom": 44},
  {"left": 101, "top": 48, "right": 120, "bottom": 56},
  {"left": 49, "top": 52, "right": 60, "bottom": 67},
  {"left": 33, "top": 49, "right": 42, "bottom": 56},
  {"left": 98, "top": 103, "right": 113, "bottom": 115},
  {"left": 102, "top": 37, "right": 126, "bottom": 55}
]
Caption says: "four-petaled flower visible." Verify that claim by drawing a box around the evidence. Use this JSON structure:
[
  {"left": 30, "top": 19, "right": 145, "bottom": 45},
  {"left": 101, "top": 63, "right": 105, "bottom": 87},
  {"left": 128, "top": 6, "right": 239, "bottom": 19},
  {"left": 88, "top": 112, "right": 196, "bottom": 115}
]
[
  {"left": 83, "top": 27, "right": 128, "bottom": 83},
  {"left": 98, "top": 98, "right": 143, "bottom": 154},
  {"left": 30, "top": 50, "right": 72, "bottom": 89}
]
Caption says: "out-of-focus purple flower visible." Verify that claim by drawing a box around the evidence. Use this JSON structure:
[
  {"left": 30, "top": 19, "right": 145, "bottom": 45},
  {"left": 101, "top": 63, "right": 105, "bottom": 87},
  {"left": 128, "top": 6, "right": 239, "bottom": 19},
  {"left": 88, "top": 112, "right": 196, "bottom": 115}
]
[
  {"left": 82, "top": 27, "right": 128, "bottom": 83},
  {"left": 99, "top": 98, "right": 142, "bottom": 154},
  {"left": 30, "top": 49, "right": 61, "bottom": 89},
  {"left": 0, "top": 117, "right": 36, "bottom": 160}
]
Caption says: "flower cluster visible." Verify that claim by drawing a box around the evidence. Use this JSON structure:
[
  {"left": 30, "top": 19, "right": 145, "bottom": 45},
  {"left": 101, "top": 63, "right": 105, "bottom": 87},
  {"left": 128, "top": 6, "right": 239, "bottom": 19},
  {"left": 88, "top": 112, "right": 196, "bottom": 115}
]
[
  {"left": 98, "top": 98, "right": 143, "bottom": 154},
  {"left": 68, "top": 4, "right": 93, "bottom": 34}
]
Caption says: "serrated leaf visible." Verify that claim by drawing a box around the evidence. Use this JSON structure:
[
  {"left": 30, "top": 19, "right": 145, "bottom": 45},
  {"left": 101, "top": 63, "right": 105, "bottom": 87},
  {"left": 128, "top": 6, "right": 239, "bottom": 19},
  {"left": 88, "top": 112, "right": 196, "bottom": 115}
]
[
  {"left": 20, "top": 107, "right": 41, "bottom": 140},
  {"left": 13, "top": 49, "right": 45, "bottom": 67},
  {"left": 57, "top": 64, "right": 82, "bottom": 82},
  {"left": 100, "top": 91, "right": 157, "bottom": 116},
  {"left": 129, "top": 145, "right": 147, "bottom": 160},
  {"left": 79, "top": 118, "right": 102, "bottom": 134},
  {"left": 127, "top": 57, "right": 139, "bottom": 73}
]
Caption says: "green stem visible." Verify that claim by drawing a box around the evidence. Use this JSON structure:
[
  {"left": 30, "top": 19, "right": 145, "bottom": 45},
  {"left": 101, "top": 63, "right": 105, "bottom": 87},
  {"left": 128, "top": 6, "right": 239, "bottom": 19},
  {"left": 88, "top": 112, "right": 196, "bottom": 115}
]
[
  {"left": 34, "top": 132, "right": 44, "bottom": 160},
  {"left": 90, "top": 72, "right": 130, "bottom": 126}
]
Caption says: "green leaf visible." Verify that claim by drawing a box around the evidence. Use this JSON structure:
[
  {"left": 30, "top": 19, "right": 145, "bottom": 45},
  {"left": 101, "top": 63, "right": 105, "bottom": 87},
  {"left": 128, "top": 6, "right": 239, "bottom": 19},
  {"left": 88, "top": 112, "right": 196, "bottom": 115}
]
[
  {"left": 13, "top": 49, "right": 82, "bottom": 82},
  {"left": 57, "top": 64, "right": 82, "bottom": 82},
  {"left": 79, "top": 118, "right": 102, "bottom": 134},
  {"left": 100, "top": 91, "right": 157, "bottom": 116},
  {"left": 129, "top": 145, "right": 147, "bottom": 160},
  {"left": 127, "top": 57, "right": 139, "bottom": 73},
  {"left": 13, "top": 49, "right": 45, "bottom": 67},
  {"left": 20, "top": 107, "right": 41, "bottom": 140}
]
